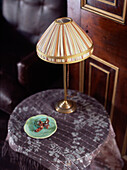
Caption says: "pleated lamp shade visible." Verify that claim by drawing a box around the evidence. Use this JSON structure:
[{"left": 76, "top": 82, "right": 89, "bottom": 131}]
[{"left": 36, "top": 17, "right": 93, "bottom": 64}]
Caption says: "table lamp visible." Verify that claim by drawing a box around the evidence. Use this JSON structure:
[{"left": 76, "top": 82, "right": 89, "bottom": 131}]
[{"left": 36, "top": 17, "right": 93, "bottom": 114}]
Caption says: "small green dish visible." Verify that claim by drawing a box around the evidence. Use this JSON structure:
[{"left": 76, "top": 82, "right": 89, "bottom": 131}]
[{"left": 24, "top": 115, "right": 57, "bottom": 139}]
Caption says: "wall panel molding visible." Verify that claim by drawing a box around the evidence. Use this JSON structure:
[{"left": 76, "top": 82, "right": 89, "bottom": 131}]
[
  {"left": 88, "top": 62, "right": 110, "bottom": 108},
  {"left": 96, "top": 0, "right": 116, "bottom": 6},
  {"left": 79, "top": 55, "right": 119, "bottom": 121},
  {"left": 81, "top": 0, "right": 127, "bottom": 24}
]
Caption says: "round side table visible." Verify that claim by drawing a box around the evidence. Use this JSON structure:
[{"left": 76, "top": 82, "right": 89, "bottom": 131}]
[{"left": 7, "top": 89, "right": 112, "bottom": 169}]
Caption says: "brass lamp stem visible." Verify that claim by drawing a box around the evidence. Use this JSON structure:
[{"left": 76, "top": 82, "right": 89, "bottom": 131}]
[
  {"left": 64, "top": 64, "right": 67, "bottom": 101},
  {"left": 55, "top": 64, "right": 76, "bottom": 114}
]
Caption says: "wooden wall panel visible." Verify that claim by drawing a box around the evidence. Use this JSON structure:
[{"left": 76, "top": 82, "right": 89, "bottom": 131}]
[
  {"left": 80, "top": 9, "right": 127, "bottom": 154},
  {"left": 67, "top": 0, "right": 81, "bottom": 90},
  {"left": 82, "top": 0, "right": 126, "bottom": 24},
  {"left": 83, "top": 55, "right": 119, "bottom": 120},
  {"left": 67, "top": 0, "right": 127, "bottom": 162},
  {"left": 88, "top": 64, "right": 108, "bottom": 106}
]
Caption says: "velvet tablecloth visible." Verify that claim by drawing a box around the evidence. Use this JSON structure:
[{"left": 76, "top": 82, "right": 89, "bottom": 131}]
[{"left": 7, "top": 89, "right": 123, "bottom": 169}]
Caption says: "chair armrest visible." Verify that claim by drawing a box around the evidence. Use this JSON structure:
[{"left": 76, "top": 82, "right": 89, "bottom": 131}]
[
  {"left": 0, "top": 72, "right": 28, "bottom": 114},
  {"left": 17, "top": 51, "right": 43, "bottom": 90},
  {"left": 17, "top": 51, "right": 63, "bottom": 92}
]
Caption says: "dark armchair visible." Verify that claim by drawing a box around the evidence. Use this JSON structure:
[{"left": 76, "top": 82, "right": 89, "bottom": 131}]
[{"left": 0, "top": 0, "right": 67, "bottom": 114}]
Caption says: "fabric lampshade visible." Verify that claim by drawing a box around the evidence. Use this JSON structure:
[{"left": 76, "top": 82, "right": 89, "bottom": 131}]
[{"left": 36, "top": 17, "right": 93, "bottom": 64}]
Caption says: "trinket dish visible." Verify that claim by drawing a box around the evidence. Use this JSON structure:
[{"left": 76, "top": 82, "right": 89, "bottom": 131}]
[{"left": 24, "top": 115, "right": 57, "bottom": 139}]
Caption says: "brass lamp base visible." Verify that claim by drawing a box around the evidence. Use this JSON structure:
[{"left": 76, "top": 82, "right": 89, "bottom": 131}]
[{"left": 55, "top": 100, "right": 76, "bottom": 114}]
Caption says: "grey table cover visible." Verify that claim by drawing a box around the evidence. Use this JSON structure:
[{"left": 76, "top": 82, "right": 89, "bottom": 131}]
[{"left": 7, "top": 89, "right": 111, "bottom": 170}]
